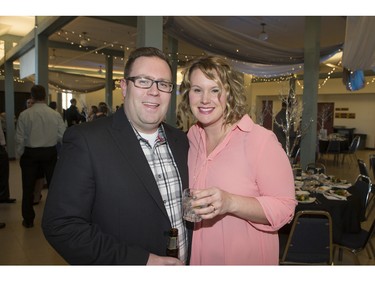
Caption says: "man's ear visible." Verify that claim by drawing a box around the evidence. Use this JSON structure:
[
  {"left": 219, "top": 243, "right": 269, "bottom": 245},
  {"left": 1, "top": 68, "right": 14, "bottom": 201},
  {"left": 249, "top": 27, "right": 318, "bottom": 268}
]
[{"left": 120, "top": 79, "right": 127, "bottom": 98}]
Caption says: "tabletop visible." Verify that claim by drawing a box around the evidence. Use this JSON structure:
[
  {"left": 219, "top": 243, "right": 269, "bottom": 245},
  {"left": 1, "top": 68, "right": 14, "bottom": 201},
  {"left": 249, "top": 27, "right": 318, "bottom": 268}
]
[{"left": 280, "top": 172, "right": 362, "bottom": 243}]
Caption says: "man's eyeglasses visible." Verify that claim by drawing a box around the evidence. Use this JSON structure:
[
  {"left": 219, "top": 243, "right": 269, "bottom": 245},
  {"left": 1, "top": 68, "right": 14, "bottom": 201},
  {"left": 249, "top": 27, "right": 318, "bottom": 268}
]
[{"left": 126, "top": 76, "right": 174, "bottom": 93}]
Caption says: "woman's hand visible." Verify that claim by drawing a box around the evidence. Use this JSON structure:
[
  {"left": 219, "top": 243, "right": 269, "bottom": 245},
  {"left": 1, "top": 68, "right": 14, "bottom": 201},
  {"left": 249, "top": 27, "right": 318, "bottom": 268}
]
[
  {"left": 190, "top": 187, "right": 269, "bottom": 224},
  {"left": 191, "top": 187, "right": 231, "bottom": 219}
]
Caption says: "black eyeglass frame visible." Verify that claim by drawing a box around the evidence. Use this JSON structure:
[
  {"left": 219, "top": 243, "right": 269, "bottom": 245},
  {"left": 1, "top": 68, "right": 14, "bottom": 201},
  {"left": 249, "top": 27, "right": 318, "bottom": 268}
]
[{"left": 126, "top": 76, "right": 174, "bottom": 93}]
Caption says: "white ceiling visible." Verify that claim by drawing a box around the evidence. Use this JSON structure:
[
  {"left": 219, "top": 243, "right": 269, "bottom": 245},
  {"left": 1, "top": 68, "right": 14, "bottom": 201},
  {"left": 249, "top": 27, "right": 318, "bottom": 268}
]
[{"left": 0, "top": 16, "right": 348, "bottom": 93}]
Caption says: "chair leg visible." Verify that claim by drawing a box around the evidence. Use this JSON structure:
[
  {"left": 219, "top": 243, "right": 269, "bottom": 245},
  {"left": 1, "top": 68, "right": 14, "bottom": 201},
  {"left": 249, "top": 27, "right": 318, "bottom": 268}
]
[
  {"left": 338, "top": 248, "right": 343, "bottom": 261},
  {"left": 353, "top": 253, "right": 361, "bottom": 265},
  {"left": 366, "top": 247, "right": 372, "bottom": 259},
  {"left": 369, "top": 241, "right": 375, "bottom": 259}
]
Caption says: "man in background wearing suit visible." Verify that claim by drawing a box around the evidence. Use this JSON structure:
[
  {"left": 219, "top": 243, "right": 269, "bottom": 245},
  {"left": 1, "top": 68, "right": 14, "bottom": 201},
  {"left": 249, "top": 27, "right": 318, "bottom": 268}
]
[{"left": 42, "top": 47, "right": 191, "bottom": 265}]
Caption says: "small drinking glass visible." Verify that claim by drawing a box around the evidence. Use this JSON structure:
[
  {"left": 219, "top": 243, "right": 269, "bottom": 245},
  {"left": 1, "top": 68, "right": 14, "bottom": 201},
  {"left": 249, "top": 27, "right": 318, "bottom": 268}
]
[{"left": 182, "top": 189, "right": 203, "bottom": 222}]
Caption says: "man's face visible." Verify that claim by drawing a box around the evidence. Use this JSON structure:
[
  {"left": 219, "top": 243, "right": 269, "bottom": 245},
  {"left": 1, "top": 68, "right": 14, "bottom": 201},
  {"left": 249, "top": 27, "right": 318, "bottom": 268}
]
[{"left": 121, "top": 56, "right": 172, "bottom": 134}]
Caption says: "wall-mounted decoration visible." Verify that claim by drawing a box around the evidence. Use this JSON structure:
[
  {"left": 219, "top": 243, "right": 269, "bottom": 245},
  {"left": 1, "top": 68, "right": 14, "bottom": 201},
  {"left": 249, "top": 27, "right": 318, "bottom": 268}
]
[
  {"left": 335, "top": 108, "right": 349, "bottom": 111},
  {"left": 335, "top": 112, "right": 356, "bottom": 119}
]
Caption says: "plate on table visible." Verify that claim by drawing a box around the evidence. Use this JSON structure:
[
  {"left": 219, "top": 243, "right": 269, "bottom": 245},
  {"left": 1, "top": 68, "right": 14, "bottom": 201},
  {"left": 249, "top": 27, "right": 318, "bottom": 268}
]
[
  {"left": 295, "top": 191, "right": 316, "bottom": 204},
  {"left": 295, "top": 180, "right": 304, "bottom": 188},
  {"left": 323, "top": 189, "right": 351, "bottom": 201},
  {"left": 315, "top": 185, "right": 331, "bottom": 194}
]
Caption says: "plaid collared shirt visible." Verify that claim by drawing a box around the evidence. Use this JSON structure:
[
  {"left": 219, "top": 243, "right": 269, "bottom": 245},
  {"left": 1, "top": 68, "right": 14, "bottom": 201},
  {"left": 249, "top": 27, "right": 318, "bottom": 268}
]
[{"left": 132, "top": 124, "right": 188, "bottom": 263}]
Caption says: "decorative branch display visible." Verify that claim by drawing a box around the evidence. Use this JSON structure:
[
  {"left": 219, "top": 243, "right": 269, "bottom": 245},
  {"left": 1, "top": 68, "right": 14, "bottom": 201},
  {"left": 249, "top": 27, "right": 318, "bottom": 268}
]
[
  {"left": 317, "top": 104, "right": 333, "bottom": 139},
  {"left": 273, "top": 89, "right": 312, "bottom": 164}
]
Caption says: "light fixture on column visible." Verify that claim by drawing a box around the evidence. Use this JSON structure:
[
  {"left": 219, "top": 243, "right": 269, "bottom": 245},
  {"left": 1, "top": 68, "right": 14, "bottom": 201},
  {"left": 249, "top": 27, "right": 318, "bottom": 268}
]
[
  {"left": 80, "top": 32, "right": 89, "bottom": 47},
  {"left": 49, "top": 48, "right": 56, "bottom": 60},
  {"left": 258, "top": 23, "right": 269, "bottom": 41},
  {"left": 98, "top": 65, "right": 103, "bottom": 74}
]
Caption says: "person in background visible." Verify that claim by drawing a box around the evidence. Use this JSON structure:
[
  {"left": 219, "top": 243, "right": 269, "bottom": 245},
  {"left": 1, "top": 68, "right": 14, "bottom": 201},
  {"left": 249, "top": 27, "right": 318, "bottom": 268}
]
[
  {"left": 25, "top": 97, "right": 46, "bottom": 205},
  {"left": 273, "top": 100, "right": 297, "bottom": 153},
  {"left": 15, "top": 85, "right": 66, "bottom": 228},
  {"left": 178, "top": 56, "right": 296, "bottom": 265},
  {"left": 87, "top": 105, "right": 98, "bottom": 122},
  {"left": 49, "top": 101, "right": 57, "bottom": 110},
  {"left": 93, "top": 101, "right": 109, "bottom": 119},
  {"left": 26, "top": 98, "right": 34, "bottom": 109},
  {"left": 64, "top": 98, "right": 85, "bottom": 127},
  {"left": 42, "top": 47, "right": 191, "bottom": 265},
  {"left": 0, "top": 120, "right": 16, "bottom": 204}
]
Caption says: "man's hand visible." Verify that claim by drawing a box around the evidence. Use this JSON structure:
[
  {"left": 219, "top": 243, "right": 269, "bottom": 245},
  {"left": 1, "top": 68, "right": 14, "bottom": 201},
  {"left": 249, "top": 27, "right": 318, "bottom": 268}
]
[{"left": 147, "top": 253, "right": 184, "bottom": 265}]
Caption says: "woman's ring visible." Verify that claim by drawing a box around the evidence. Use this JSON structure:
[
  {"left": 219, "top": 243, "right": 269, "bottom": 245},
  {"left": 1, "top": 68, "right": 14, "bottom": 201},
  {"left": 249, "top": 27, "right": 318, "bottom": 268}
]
[{"left": 210, "top": 204, "right": 216, "bottom": 212}]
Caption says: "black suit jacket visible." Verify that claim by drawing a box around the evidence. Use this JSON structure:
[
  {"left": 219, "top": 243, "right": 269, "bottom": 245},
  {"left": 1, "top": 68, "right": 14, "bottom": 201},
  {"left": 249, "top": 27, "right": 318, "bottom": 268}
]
[{"left": 42, "top": 108, "right": 191, "bottom": 264}]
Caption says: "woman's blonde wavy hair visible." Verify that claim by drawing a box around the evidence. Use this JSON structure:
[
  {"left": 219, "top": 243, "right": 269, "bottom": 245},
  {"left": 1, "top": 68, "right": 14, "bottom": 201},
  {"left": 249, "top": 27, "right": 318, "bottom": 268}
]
[{"left": 178, "top": 56, "right": 247, "bottom": 126}]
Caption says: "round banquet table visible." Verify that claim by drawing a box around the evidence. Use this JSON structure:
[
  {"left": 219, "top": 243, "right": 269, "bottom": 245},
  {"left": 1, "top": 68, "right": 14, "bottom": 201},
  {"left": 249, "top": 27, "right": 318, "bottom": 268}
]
[{"left": 280, "top": 185, "right": 362, "bottom": 244}]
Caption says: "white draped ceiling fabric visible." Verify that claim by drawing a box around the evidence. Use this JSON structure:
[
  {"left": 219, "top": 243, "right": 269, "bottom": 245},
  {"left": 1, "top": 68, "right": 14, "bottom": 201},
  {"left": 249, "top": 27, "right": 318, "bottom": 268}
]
[
  {"left": 164, "top": 16, "right": 343, "bottom": 77},
  {"left": 342, "top": 16, "right": 375, "bottom": 71}
]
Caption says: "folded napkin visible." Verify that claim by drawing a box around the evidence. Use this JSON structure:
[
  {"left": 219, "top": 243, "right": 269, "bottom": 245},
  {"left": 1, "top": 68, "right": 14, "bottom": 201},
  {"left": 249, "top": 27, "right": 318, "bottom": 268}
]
[
  {"left": 332, "top": 183, "right": 351, "bottom": 189},
  {"left": 323, "top": 191, "right": 347, "bottom": 201}
]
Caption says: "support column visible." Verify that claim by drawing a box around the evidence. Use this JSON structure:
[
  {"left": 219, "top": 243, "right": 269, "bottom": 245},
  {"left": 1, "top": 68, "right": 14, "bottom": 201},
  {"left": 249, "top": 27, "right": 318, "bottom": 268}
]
[
  {"left": 105, "top": 55, "right": 114, "bottom": 111},
  {"left": 34, "top": 29, "right": 49, "bottom": 98},
  {"left": 4, "top": 42, "right": 16, "bottom": 158},
  {"left": 166, "top": 36, "right": 178, "bottom": 127},
  {"left": 136, "top": 16, "right": 163, "bottom": 49},
  {"left": 300, "top": 17, "right": 321, "bottom": 169}
]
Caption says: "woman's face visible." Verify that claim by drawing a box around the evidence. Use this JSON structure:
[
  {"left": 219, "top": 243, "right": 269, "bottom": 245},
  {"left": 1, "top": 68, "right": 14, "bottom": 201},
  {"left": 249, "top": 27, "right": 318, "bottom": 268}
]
[{"left": 188, "top": 69, "right": 227, "bottom": 129}]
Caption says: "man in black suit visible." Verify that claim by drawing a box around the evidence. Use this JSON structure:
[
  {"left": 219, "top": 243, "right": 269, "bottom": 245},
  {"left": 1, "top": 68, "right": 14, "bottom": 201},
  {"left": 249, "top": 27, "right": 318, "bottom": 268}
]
[
  {"left": 42, "top": 47, "right": 191, "bottom": 265},
  {"left": 64, "top": 98, "right": 85, "bottom": 127}
]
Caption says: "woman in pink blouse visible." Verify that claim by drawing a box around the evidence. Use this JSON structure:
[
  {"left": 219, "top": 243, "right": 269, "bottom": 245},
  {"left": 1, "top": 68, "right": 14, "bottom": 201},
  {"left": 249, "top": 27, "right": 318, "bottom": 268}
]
[{"left": 178, "top": 56, "right": 297, "bottom": 265}]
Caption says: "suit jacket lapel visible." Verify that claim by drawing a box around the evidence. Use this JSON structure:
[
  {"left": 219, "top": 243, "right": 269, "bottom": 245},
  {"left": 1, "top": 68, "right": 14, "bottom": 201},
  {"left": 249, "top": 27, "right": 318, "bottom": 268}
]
[{"left": 108, "top": 109, "right": 169, "bottom": 218}]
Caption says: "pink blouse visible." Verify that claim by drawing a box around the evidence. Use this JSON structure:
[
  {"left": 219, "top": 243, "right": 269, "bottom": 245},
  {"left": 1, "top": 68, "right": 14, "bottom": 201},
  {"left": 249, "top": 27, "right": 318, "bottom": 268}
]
[{"left": 187, "top": 115, "right": 297, "bottom": 265}]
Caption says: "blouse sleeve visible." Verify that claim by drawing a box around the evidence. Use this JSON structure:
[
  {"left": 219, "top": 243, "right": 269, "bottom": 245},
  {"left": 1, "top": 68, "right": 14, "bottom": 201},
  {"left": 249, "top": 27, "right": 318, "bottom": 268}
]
[{"left": 247, "top": 129, "right": 297, "bottom": 231}]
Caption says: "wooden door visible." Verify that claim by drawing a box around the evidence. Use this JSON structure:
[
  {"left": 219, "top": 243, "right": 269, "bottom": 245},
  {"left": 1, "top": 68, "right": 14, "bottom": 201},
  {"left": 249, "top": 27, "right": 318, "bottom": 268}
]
[{"left": 262, "top": 100, "right": 273, "bottom": 130}]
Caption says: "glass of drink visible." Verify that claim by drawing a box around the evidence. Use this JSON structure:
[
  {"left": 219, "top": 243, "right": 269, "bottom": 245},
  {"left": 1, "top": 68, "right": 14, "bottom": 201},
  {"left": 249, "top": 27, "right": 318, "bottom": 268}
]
[{"left": 182, "top": 189, "right": 203, "bottom": 222}]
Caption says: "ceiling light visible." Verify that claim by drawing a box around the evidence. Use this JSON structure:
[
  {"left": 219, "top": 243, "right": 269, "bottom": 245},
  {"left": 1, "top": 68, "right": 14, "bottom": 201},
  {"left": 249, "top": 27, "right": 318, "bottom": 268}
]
[
  {"left": 80, "top": 32, "right": 89, "bottom": 47},
  {"left": 258, "top": 23, "right": 269, "bottom": 41}
]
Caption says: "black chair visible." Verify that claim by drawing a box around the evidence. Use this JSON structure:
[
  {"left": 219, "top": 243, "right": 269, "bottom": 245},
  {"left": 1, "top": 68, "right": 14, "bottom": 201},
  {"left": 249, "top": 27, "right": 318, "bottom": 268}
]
[
  {"left": 359, "top": 158, "right": 375, "bottom": 217},
  {"left": 358, "top": 159, "right": 371, "bottom": 178},
  {"left": 341, "top": 135, "right": 361, "bottom": 166},
  {"left": 369, "top": 154, "right": 375, "bottom": 181},
  {"left": 358, "top": 159, "right": 375, "bottom": 191},
  {"left": 333, "top": 215, "right": 375, "bottom": 264},
  {"left": 279, "top": 210, "right": 333, "bottom": 265},
  {"left": 353, "top": 175, "right": 373, "bottom": 222}
]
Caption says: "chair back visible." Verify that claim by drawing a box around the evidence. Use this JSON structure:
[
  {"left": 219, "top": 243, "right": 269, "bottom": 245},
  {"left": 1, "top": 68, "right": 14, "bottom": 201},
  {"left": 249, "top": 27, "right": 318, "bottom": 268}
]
[
  {"left": 280, "top": 210, "right": 333, "bottom": 265},
  {"left": 369, "top": 154, "right": 375, "bottom": 179},
  {"left": 358, "top": 159, "right": 370, "bottom": 178},
  {"left": 354, "top": 175, "right": 373, "bottom": 221},
  {"left": 333, "top": 213, "right": 375, "bottom": 264},
  {"left": 348, "top": 136, "right": 361, "bottom": 153}
]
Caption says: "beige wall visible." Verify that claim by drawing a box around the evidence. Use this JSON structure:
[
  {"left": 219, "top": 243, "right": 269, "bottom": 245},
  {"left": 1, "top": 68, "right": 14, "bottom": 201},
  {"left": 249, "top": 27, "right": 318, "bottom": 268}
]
[
  {"left": 51, "top": 75, "right": 375, "bottom": 149},
  {"left": 250, "top": 76, "right": 375, "bottom": 149}
]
